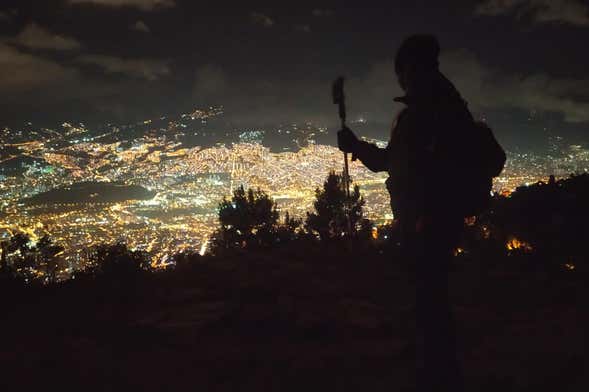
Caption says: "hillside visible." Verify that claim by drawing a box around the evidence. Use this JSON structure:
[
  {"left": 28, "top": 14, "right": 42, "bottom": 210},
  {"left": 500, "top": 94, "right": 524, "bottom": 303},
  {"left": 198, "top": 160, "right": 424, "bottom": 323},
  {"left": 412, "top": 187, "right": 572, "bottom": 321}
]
[{"left": 1, "top": 238, "right": 586, "bottom": 391}]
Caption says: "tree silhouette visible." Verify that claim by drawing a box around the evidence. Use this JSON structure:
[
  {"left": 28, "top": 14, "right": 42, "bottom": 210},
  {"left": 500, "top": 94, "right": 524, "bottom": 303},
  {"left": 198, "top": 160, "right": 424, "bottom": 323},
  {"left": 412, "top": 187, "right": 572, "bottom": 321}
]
[
  {"left": 488, "top": 174, "right": 589, "bottom": 270},
  {"left": 8, "top": 233, "right": 37, "bottom": 279},
  {"left": 9, "top": 233, "right": 30, "bottom": 256},
  {"left": 36, "top": 235, "right": 64, "bottom": 283},
  {"left": 174, "top": 251, "right": 202, "bottom": 271},
  {"left": 305, "top": 171, "right": 365, "bottom": 241},
  {"left": 89, "top": 243, "right": 150, "bottom": 278},
  {"left": 212, "top": 186, "right": 280, "bottom": 251},
  {"left": 275, "top": 212, "right": 303, "bottom": 243},
  {"left": 0, "top": 241, "right": 12, "bottom": 277}
]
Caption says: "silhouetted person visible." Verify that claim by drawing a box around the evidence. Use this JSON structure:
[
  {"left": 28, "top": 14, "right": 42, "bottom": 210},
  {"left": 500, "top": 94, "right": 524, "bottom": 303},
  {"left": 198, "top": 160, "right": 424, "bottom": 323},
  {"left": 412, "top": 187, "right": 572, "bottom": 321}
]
[{"left": 338, "top": 34, "right": 470, "bottom": 391}]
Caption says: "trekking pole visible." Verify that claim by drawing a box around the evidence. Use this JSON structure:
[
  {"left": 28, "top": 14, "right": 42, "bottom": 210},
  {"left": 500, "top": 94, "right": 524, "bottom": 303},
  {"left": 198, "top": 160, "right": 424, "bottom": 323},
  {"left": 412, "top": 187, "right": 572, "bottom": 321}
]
[
  {"left": 332, "top": 76, "right": 353, "bottom": 236},
  {"left": 332, "top": 77, "right": 350, "bottom": 197}
]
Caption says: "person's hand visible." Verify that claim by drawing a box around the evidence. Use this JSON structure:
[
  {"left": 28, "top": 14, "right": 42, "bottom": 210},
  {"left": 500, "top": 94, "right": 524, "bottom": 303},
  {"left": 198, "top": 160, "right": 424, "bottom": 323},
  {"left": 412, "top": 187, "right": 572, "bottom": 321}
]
[{"left": 337, "top": 126, "right": 359, "bottom": 154}]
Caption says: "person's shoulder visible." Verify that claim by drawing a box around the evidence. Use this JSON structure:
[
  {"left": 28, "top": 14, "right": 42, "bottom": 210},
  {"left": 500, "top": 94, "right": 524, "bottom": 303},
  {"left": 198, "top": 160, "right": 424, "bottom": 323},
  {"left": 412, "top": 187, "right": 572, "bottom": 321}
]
[{"left": 397, "top": 107, "right": 410, "bottom": 120}]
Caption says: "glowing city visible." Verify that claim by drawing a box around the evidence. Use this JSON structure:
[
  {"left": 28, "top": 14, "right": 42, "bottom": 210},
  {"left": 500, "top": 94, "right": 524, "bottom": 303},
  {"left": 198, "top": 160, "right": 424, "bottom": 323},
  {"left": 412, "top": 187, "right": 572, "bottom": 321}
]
[{"left": 1, "top": 106, "right": 588, "bottom": 276}]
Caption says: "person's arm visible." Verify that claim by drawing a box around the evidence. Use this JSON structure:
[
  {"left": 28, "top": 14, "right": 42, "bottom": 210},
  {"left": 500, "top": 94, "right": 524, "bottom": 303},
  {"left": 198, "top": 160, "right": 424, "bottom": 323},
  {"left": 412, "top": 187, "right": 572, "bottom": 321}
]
[
  {"left": 353, "top": 140, "right": 389, "bottom": 173},
  {"left": 337, "top": 127, "right": 389, "bottom": 173}
]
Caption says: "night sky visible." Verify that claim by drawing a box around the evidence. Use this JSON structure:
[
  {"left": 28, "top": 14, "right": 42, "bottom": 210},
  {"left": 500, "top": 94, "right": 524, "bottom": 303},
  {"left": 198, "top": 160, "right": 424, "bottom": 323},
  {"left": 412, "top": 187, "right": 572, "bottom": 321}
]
[{"left": 1, "top": 0, "right": 589, "bottom": 149}]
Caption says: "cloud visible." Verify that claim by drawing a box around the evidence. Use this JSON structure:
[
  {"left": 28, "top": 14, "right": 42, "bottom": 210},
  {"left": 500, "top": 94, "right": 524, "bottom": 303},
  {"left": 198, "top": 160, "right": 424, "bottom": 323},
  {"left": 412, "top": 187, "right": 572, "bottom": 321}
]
[
  {"left": 131, "top": 20, "right": 150, "bottom": 33},
  {"left": 333, "top": 50, "right": 589, "bottom": 124},
  {"left": 0, "top": 40, "right": 170, "bottom": 123},
  {"left": 191, "top": 64, "right": 335, "bottom": 126},
  {"left": 186, "top": 48, "right": 589, "bottom": 131},
  {"left": 76, "top": 55, "right": 170, "bottom": 80},
  {"left": 190, "top": 64, "right": 396, "bottom": 128},
  {"left": 250, "top": 12, "right": 275, "bottom": 28},
  {"left": 441, "top": 49, "right": 589, "bottom": 123},
  {"left": 11, "top": 23, "right": 82, "bottom": 51},
  {"left": 312, "top": 9, "right": 333, "bottom": 17},
  {"left": 475, "top": 0, "right": 589, "bottom": 27},
  {"left": 0, "top": 43, "right": 80, "bottom": 92},
  {"left": 295, "top": 24, "right": 311, "bottom": 33},
  {"left": 0, "top": 44, "right": 129, "bottom": 114},
  {"left": 67, "top": 0, "right": 176, "bottom": 11}
]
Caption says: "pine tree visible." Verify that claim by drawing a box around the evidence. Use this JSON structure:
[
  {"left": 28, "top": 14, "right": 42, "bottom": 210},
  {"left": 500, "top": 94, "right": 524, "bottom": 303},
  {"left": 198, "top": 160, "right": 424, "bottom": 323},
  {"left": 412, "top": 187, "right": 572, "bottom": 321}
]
[
  {"left": 305, "top": 171, "right": 364, "bottom": 241},
  {"left": 213, "top": 186, "right": 280, "bottom": 251}
]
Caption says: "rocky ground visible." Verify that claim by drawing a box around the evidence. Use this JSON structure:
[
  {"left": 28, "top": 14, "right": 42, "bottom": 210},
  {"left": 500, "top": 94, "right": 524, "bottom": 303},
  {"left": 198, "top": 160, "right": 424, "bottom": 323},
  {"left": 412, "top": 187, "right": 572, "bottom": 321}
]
[{"left": 1, "top": 242, "right": 586, "bottom": 391}]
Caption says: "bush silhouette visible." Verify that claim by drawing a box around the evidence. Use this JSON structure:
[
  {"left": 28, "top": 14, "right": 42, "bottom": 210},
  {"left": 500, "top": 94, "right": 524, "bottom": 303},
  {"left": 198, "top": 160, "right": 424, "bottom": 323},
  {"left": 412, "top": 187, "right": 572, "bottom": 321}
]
[
  {"left": 212, "top": 186, "right": 279, "bottom": 251},
  {"left": 211, "top": 186, "right": 301, "bottom": 253},
  {"left": 36, "top": 235, "right": 64, "bottom": 283},
  {"left": 8, "top": 233, "right": 31, "bottom": 255},
  {"left": 275, "top": 212, "right": 303, "bottom": 243},
  {"left": 487, "top": 174, "right": 589, "bottom": 272},
  {"left": 0, "top": 234, "right": 66, "bottom": 284},
  {"left": 89, "top": 243, "right": 150, "bottom": 278}
]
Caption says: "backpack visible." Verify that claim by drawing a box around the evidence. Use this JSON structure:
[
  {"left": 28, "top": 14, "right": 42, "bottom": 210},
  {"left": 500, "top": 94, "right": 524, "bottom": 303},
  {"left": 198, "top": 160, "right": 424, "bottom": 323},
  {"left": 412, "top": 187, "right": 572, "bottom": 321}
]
[{"left": 458, "top": 121, "right": 506, "bottom": 217}]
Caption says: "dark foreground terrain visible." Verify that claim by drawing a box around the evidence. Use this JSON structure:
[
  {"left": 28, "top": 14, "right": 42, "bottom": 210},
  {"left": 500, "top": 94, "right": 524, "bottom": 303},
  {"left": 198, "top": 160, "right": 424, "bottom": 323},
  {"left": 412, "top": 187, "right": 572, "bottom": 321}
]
[{"left": 1, "top": 242, "right": 586, "bottom": 391}]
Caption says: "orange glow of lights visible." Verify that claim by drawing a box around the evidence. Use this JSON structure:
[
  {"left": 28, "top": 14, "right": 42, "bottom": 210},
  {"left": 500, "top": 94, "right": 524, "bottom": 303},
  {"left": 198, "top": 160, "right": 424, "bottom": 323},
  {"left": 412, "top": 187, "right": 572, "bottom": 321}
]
[
  {"left": 506, "top": 237, "right": 533, "bottom": 252},
  {"left": 464, "top": 216, "right": 477, "bottom": 226}
]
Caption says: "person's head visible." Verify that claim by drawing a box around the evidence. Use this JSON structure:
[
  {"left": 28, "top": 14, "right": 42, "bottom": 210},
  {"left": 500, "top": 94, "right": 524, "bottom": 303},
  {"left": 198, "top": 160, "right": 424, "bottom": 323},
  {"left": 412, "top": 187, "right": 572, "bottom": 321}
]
[{"left": 395, "top": 34, "right": 440, "bottom": 93}]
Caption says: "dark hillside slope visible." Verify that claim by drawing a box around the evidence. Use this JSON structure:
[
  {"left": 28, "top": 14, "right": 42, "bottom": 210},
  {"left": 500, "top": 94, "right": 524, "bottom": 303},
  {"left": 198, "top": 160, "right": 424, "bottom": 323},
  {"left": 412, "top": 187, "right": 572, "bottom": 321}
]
[{"left": 1, "top": 239, "right": 586, "bottom": 392}]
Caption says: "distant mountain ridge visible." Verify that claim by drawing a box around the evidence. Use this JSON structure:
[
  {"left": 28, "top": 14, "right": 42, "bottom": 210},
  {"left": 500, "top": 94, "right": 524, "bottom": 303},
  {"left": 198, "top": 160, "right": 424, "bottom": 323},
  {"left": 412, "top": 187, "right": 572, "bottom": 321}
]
[{"left": 22, "top": 182, "right": 155, "bottom": 206}]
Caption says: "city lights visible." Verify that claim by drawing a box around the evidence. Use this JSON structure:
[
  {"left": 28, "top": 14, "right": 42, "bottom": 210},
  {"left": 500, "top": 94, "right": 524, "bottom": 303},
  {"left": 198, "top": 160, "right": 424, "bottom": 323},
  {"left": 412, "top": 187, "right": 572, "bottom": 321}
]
[{"left": 1, "top": 107, "right": 588, "bottom": 277}]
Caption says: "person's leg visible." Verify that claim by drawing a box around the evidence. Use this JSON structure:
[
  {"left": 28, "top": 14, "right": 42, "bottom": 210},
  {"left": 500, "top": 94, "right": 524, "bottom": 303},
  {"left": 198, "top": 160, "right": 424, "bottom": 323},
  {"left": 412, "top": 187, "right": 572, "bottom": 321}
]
[{"left": 416, "top": 218, "right": 464, "bottom": 392}]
